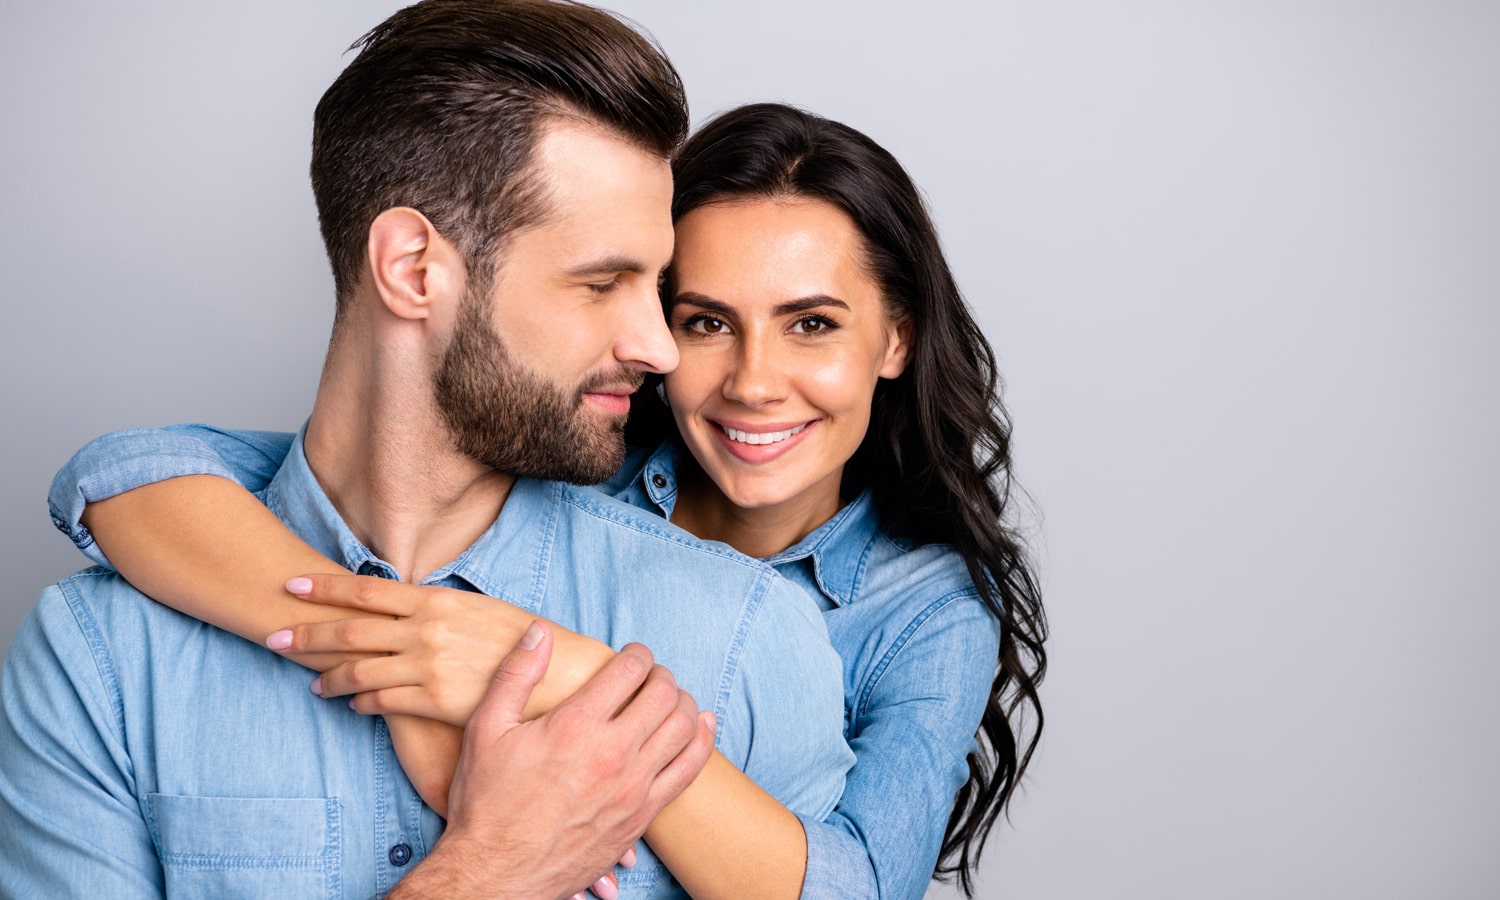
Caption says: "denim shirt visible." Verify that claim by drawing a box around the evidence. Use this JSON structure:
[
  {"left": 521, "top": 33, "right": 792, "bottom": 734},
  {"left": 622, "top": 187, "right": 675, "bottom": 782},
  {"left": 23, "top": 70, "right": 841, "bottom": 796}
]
[
  {"left": 39, "top": 426, "right": 998, "bottom": 900},
  {"left": 5, "top": 427, "right": 852, "bottom": 898},
  {"left": 609, "top": 443, "right": 1001, "bottom": 899}
]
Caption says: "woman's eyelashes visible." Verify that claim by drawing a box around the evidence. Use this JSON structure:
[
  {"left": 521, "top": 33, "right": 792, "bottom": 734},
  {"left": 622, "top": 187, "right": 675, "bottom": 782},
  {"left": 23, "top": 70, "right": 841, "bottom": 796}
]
[
  {"left": 790, "top": 314, "right": 839, "bottom": 335},
  {"left": 674, "top": 310, "right": 843, "bottom": 337},
  {"left": 680, "top": 312, "right": 729, "bottom": 335}
]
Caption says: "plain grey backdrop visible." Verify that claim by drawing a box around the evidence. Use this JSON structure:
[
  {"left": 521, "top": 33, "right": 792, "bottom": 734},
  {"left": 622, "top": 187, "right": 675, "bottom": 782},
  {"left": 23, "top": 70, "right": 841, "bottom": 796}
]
[{"left": 2, "top": 2, "right": 1496, "bottom": 897}]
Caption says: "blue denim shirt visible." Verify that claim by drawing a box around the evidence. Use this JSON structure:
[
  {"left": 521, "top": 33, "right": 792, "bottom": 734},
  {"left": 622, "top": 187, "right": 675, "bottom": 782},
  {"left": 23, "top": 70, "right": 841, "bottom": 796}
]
[
  {"left": 608, "top": 443, "right": 1001, "bottom": 899},
  {"left": 5, "top": 427, "right": 852, "bottom": 898},
  {"left": 38, "top": 426, "right": 999, "bottom": 899}
]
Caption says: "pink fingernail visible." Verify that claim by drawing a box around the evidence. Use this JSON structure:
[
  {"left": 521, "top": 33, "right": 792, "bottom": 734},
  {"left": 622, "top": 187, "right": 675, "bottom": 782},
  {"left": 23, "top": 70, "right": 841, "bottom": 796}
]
[
  {"left": 266, "top": 629, "right": 294, "bottom": 650},
  {"left": 620, "top": 846, "right": 637, "bottom": 868},
  {"left": 519, "top": 620, "right": 544, "bottom": 650},
  {"left": 309, "top": 676, "right": 322, "bottom": 696},
  {"left": 592, "top": 876, "right": 618, "bottom": 900},
  {"left": 285, "top": 576, "right": 313, "bottom": 595}
]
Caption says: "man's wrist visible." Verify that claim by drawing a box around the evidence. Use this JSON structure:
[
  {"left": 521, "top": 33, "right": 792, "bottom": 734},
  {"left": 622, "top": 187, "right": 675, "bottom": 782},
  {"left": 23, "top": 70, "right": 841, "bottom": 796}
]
[{"left": 389, "top": 832, "right": 522, "bottom": 899}]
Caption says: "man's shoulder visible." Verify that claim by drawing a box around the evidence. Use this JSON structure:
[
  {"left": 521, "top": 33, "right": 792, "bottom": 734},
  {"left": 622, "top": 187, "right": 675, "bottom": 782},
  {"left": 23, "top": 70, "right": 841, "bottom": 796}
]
[{"left": 20, "top": 567, "right": 233, "bottom": 676}]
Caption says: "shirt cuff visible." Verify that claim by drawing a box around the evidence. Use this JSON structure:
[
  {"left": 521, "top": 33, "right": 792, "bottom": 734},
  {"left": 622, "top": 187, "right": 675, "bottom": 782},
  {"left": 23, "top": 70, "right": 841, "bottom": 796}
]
[
  {"left": 47, "top": 428, "right": 248, "bottom": 568},
  {"left": 798, "top": 814, "right": 878, "bottom": 899}
]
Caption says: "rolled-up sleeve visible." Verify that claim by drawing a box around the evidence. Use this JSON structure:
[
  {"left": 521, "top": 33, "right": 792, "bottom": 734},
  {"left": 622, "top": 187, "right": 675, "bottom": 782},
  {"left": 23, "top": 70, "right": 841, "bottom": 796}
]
[{"left": 47, "top": 424, "right": 295, "bottom": 566}]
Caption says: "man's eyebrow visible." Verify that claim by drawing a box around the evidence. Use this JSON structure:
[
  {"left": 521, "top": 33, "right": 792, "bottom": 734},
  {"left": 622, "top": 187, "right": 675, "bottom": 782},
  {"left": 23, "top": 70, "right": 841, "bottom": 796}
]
[{"left": 563, "top": 255, "right": 650, "bottom": 279}]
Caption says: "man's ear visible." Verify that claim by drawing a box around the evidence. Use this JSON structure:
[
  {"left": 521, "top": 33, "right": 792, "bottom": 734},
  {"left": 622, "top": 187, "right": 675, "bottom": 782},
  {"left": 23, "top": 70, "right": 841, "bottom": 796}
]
[
  {"left": 878, "top": 317, "right": 914, "bottom": 379},
  {"left": 366, "top": 207, "right": 463, "bottom": 321}
]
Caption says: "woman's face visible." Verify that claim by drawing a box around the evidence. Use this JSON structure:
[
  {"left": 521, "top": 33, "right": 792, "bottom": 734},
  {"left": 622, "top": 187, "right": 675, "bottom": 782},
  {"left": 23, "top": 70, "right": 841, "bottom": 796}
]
[{"left": 664, "top": 197, "right": 910, "bottom": 520}]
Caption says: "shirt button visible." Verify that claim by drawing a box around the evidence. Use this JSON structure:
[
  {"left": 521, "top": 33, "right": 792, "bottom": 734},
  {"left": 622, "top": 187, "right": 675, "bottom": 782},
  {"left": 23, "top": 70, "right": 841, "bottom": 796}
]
[
  {"left": 388, "top": 842, "right": 413, "bottom": 866},
  {"left": 652, "top": 474, "right": 668, "bottom": 488}
]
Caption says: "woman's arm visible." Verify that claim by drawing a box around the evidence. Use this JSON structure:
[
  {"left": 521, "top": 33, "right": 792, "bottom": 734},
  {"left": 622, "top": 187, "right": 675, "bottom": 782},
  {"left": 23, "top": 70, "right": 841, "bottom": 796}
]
[{"left": 79, "top": 476, "right": 614, "bottom": 812}]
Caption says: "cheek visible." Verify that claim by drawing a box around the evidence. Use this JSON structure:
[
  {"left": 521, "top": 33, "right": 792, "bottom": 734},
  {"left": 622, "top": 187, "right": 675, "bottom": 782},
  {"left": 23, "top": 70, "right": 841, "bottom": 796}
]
[
  {"left": 799, "top": 353, "right": 882, "bottom": 416},
  {"left": 663, "top": 354, "right": 718, "bottom": 416}
]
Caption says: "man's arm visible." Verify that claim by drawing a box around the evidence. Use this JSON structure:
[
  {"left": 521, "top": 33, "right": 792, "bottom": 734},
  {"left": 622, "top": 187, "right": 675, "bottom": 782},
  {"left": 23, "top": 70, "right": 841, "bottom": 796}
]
[{"left": 390, "top": 622, "right": 715, "bottom": 900}]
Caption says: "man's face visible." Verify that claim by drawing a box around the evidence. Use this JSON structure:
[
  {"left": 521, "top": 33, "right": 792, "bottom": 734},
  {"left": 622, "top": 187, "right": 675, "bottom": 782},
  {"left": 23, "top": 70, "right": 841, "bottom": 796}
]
[{"left": 434, "top": 119, "right": 677, "bottom": 483}]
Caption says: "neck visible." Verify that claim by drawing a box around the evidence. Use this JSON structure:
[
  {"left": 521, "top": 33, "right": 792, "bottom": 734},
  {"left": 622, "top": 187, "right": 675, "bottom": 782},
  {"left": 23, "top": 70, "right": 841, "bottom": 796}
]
[
  {"left": 303, "top": 316, "right": 513, "bottom": 583},
  {"left": 670, "top": 463, "right": 841, "bottom": 560}
]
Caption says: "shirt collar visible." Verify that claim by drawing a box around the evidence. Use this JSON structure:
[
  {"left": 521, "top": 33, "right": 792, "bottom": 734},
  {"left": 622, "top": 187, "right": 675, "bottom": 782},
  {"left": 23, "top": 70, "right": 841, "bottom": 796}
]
[
  {"left": 262, "top": 427, "right": 557, "bottom": 608},
  {"left": 632, "top": 441, "right": 880, "bottom": 608}
]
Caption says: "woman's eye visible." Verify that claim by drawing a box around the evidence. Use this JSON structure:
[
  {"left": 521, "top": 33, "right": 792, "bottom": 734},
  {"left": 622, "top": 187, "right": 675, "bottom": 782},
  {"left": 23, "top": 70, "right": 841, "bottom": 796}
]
[
  {"left": 686, "top": 315, "right": 728, "bottom": 334},
  {"left": 791, "top": 315, "right": 837, "bottom": 334}
]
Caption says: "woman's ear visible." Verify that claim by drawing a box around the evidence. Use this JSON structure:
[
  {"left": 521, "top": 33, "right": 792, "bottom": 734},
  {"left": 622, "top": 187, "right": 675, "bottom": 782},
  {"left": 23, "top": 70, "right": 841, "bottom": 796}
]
[
  {"left": 366, "top": 207, "right": 462, "bottom": 321},
  {"left": 878, "top": 317, "right": 914, "bottom": 379}
]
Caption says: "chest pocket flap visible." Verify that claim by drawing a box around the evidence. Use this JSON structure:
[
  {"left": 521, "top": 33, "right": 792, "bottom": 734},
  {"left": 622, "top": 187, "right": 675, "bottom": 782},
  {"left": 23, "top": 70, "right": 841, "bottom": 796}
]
[{"left": 145, "top": 793, "right": 341, "bottom": 899}]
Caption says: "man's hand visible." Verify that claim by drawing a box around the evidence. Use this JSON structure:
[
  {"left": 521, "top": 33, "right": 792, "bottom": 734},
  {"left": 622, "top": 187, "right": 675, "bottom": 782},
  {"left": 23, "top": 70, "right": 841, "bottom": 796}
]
[{"left": 388, "top": 621, "right": 716, "bottom": 899}]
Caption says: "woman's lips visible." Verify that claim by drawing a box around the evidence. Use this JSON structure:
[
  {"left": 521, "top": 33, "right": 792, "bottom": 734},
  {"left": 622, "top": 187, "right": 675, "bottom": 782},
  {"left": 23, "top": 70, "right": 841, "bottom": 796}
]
[{"left": 710, "top": 419, "right": 817, "bottom": 463}]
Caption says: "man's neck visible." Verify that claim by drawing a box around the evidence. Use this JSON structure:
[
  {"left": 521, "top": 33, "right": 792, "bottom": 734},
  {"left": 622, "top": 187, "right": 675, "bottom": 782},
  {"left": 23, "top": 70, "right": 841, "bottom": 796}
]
[{"left": 302, "top": 325, "right": 515, "bottom": 584}]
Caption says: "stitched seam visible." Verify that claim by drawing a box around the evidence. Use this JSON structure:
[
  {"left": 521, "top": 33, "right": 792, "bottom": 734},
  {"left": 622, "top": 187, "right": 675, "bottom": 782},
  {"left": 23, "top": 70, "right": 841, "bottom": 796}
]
[
  {"left": 713, "top": 568, "right": 772, "bottom": 742},
  {"left": 56, "top": 575, "right": 131, "bottom": 784},
  {"left": 325, "top": 798, "right": 342, "bottom": 899},
  {"left": 558, "top": 488, "right": 769, "bottom": 573},
  {"left": 855, "top": 589, "right": 981, "bottom": 719}
]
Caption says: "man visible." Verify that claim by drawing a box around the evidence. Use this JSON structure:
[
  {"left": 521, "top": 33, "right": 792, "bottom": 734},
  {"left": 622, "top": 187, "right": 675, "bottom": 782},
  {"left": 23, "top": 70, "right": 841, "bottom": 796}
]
[{"left": 0, "top": 2, "right": 851, "bottom": 897}]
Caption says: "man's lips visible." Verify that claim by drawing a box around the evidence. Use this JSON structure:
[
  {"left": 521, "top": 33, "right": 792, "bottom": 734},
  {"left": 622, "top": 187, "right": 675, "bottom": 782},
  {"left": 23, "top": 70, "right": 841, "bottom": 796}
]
[{"left": 582, "top": 387, "right": 637, "bottom": 415}]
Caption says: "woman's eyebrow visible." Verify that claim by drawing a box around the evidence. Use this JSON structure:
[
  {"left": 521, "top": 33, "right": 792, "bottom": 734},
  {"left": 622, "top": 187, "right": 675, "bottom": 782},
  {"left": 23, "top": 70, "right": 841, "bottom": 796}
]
[
  {"left": 669, "top": 292, "right": 851, "bottom": 316},
  {"left": 773, "top": 296, "right": 850, "bottom": 316},
  {"left": 667, "top": 291, "right": 731, "bottom": 313}
]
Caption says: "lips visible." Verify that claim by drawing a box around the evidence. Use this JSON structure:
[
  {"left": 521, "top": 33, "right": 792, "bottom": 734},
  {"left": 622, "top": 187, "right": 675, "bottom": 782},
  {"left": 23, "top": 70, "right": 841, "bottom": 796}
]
[
  {"left": 581, "top": 387, "right": 636, "bottom": 415},
  {"left": 719, "top": 423, "right": 807, "bottom": 445}
]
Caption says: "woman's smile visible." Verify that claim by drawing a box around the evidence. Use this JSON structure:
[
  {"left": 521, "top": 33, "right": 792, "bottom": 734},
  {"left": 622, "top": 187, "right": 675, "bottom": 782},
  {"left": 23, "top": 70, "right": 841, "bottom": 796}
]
[{"left": 664, "top": 197, "right": 910, "bottom": 529}]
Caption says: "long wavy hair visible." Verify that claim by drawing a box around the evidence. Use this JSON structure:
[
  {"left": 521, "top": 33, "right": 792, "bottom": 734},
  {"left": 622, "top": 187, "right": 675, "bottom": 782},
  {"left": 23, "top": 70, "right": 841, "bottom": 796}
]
[{"left": 627, "top": 102, "right": 1047, "bottom": 894}]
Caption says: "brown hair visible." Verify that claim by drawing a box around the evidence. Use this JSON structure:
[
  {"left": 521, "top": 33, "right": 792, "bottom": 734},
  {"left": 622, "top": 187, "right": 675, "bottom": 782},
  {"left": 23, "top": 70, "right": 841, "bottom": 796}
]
[{"left": 310, "top": 0, "right": 687, "bottom": 312}]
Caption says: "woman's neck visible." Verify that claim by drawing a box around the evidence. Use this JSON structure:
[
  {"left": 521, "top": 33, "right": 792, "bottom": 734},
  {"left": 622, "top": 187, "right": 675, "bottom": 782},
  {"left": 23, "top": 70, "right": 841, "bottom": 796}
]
[{"left": 670, "top": 463, "right": 842, "bottom": 560}]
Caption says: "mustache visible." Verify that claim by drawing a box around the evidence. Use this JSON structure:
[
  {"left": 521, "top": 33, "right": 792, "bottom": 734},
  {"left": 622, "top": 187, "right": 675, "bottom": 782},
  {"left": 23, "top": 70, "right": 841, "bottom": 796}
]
[{"left": 576, "top": 367, "right": 645, "bottom": 396}]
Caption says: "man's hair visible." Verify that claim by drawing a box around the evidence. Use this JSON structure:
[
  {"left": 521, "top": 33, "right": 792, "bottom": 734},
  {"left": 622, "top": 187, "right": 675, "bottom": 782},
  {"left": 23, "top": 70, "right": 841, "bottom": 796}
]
[{"left": 311, "top": 0, "right": 688, "bottom": 313}]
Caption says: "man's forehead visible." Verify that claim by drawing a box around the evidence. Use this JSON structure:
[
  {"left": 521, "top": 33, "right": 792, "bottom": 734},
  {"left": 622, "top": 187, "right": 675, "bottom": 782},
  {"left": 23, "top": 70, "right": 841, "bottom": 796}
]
[{"left": 503, "top": 119, "right": 675, "bottom": 273}]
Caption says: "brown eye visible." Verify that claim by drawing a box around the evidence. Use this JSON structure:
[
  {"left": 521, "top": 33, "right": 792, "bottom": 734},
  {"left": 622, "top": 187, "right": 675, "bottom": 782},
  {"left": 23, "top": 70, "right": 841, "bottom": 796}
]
[
  {"left": 689, "top": 316, "right": 728, "bottom": 334},
  {"left": 791, "top": 315, "right": 837, "bottom": 335}
]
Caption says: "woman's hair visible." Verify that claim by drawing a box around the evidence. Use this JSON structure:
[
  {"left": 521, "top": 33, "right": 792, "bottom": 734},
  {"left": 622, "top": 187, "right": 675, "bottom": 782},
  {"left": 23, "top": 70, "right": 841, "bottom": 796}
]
[{"left": 629, "top": 102, "right": 1047, "bottom": 893}]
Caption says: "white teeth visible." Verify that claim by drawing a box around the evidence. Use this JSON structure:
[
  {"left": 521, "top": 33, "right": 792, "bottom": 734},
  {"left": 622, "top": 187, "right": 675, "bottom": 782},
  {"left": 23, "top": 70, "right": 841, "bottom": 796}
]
[{"left": 721, "top": 423, "right": 806, "bottom": 445}]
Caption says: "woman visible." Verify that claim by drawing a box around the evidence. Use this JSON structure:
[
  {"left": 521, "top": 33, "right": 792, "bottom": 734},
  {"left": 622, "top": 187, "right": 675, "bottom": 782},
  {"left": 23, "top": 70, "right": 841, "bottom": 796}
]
[{"left": 54, "top": 103, "right": 1045, "bottom": 898}]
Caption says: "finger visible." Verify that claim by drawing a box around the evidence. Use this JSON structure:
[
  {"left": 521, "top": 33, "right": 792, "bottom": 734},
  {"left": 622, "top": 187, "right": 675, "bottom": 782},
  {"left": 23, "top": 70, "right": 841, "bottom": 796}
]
[
  {"left": 284, "top": 572, "right": 417, "bottom": 617},
  {"left": 619, "top": 846, "right": 637, "bottom": 869},
  {"left": 632, "top": 686, "right": 700, "bottom": 769},
  {"left": 347, "top": 686, "right": 452, "bottom": 722},
  {"left": 557, "top": 643, "right": 657, "bottom": 721},
  {"left": 609, "top": 663, "right": 683, "bottom": 740},
  {"left": 643, "top": 710, "right": 717, "bottom": 813},
  {"left": 468, "top": 620, "right": 551, "bottom": 740},
  {"left": 267, "top": 617, "right": 408, "bottom": 655},
  {"left": 316, "top": 655, "right": 423, "bottom": 698},
  {"left": 590, "top": 871, "right": 620, "bottom": 900}
]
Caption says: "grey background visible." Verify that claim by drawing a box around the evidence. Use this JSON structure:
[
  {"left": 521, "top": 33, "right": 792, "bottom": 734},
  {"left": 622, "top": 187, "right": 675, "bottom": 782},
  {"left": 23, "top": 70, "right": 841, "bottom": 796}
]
[{"left": 2, "top": 2, "right": 1496, "bottom": 897}]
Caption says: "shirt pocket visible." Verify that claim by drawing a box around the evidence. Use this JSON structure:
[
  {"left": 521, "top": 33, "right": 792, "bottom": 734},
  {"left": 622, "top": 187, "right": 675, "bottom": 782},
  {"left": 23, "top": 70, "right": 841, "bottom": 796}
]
[{"left": 144, "top": 793, "right": 342, "bottom": 899}]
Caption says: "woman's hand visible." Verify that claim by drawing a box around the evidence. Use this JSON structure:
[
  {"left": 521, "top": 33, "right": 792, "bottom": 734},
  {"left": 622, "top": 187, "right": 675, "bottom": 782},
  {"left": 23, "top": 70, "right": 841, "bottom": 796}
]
[{"left": 267, "top": 573, "right": 613, "bottom": 725}]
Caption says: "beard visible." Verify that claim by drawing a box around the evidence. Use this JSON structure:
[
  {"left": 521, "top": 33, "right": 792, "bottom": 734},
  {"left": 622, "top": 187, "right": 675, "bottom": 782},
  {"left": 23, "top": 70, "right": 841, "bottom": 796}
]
[{"left": 433, "top": 288, "right": 641, "bottom": 484}]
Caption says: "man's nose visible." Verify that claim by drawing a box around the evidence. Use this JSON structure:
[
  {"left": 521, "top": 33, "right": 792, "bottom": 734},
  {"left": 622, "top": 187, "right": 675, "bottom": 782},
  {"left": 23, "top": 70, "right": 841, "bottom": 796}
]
[{"left": 614, "top": 285, "right": 678, "bottom": 374}]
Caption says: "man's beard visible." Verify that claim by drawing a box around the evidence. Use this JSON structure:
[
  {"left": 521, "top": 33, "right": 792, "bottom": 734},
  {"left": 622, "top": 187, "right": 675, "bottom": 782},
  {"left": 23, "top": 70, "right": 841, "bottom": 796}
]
[{"left": 433, "top": 289, "right": 641, "bottom": 484}]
